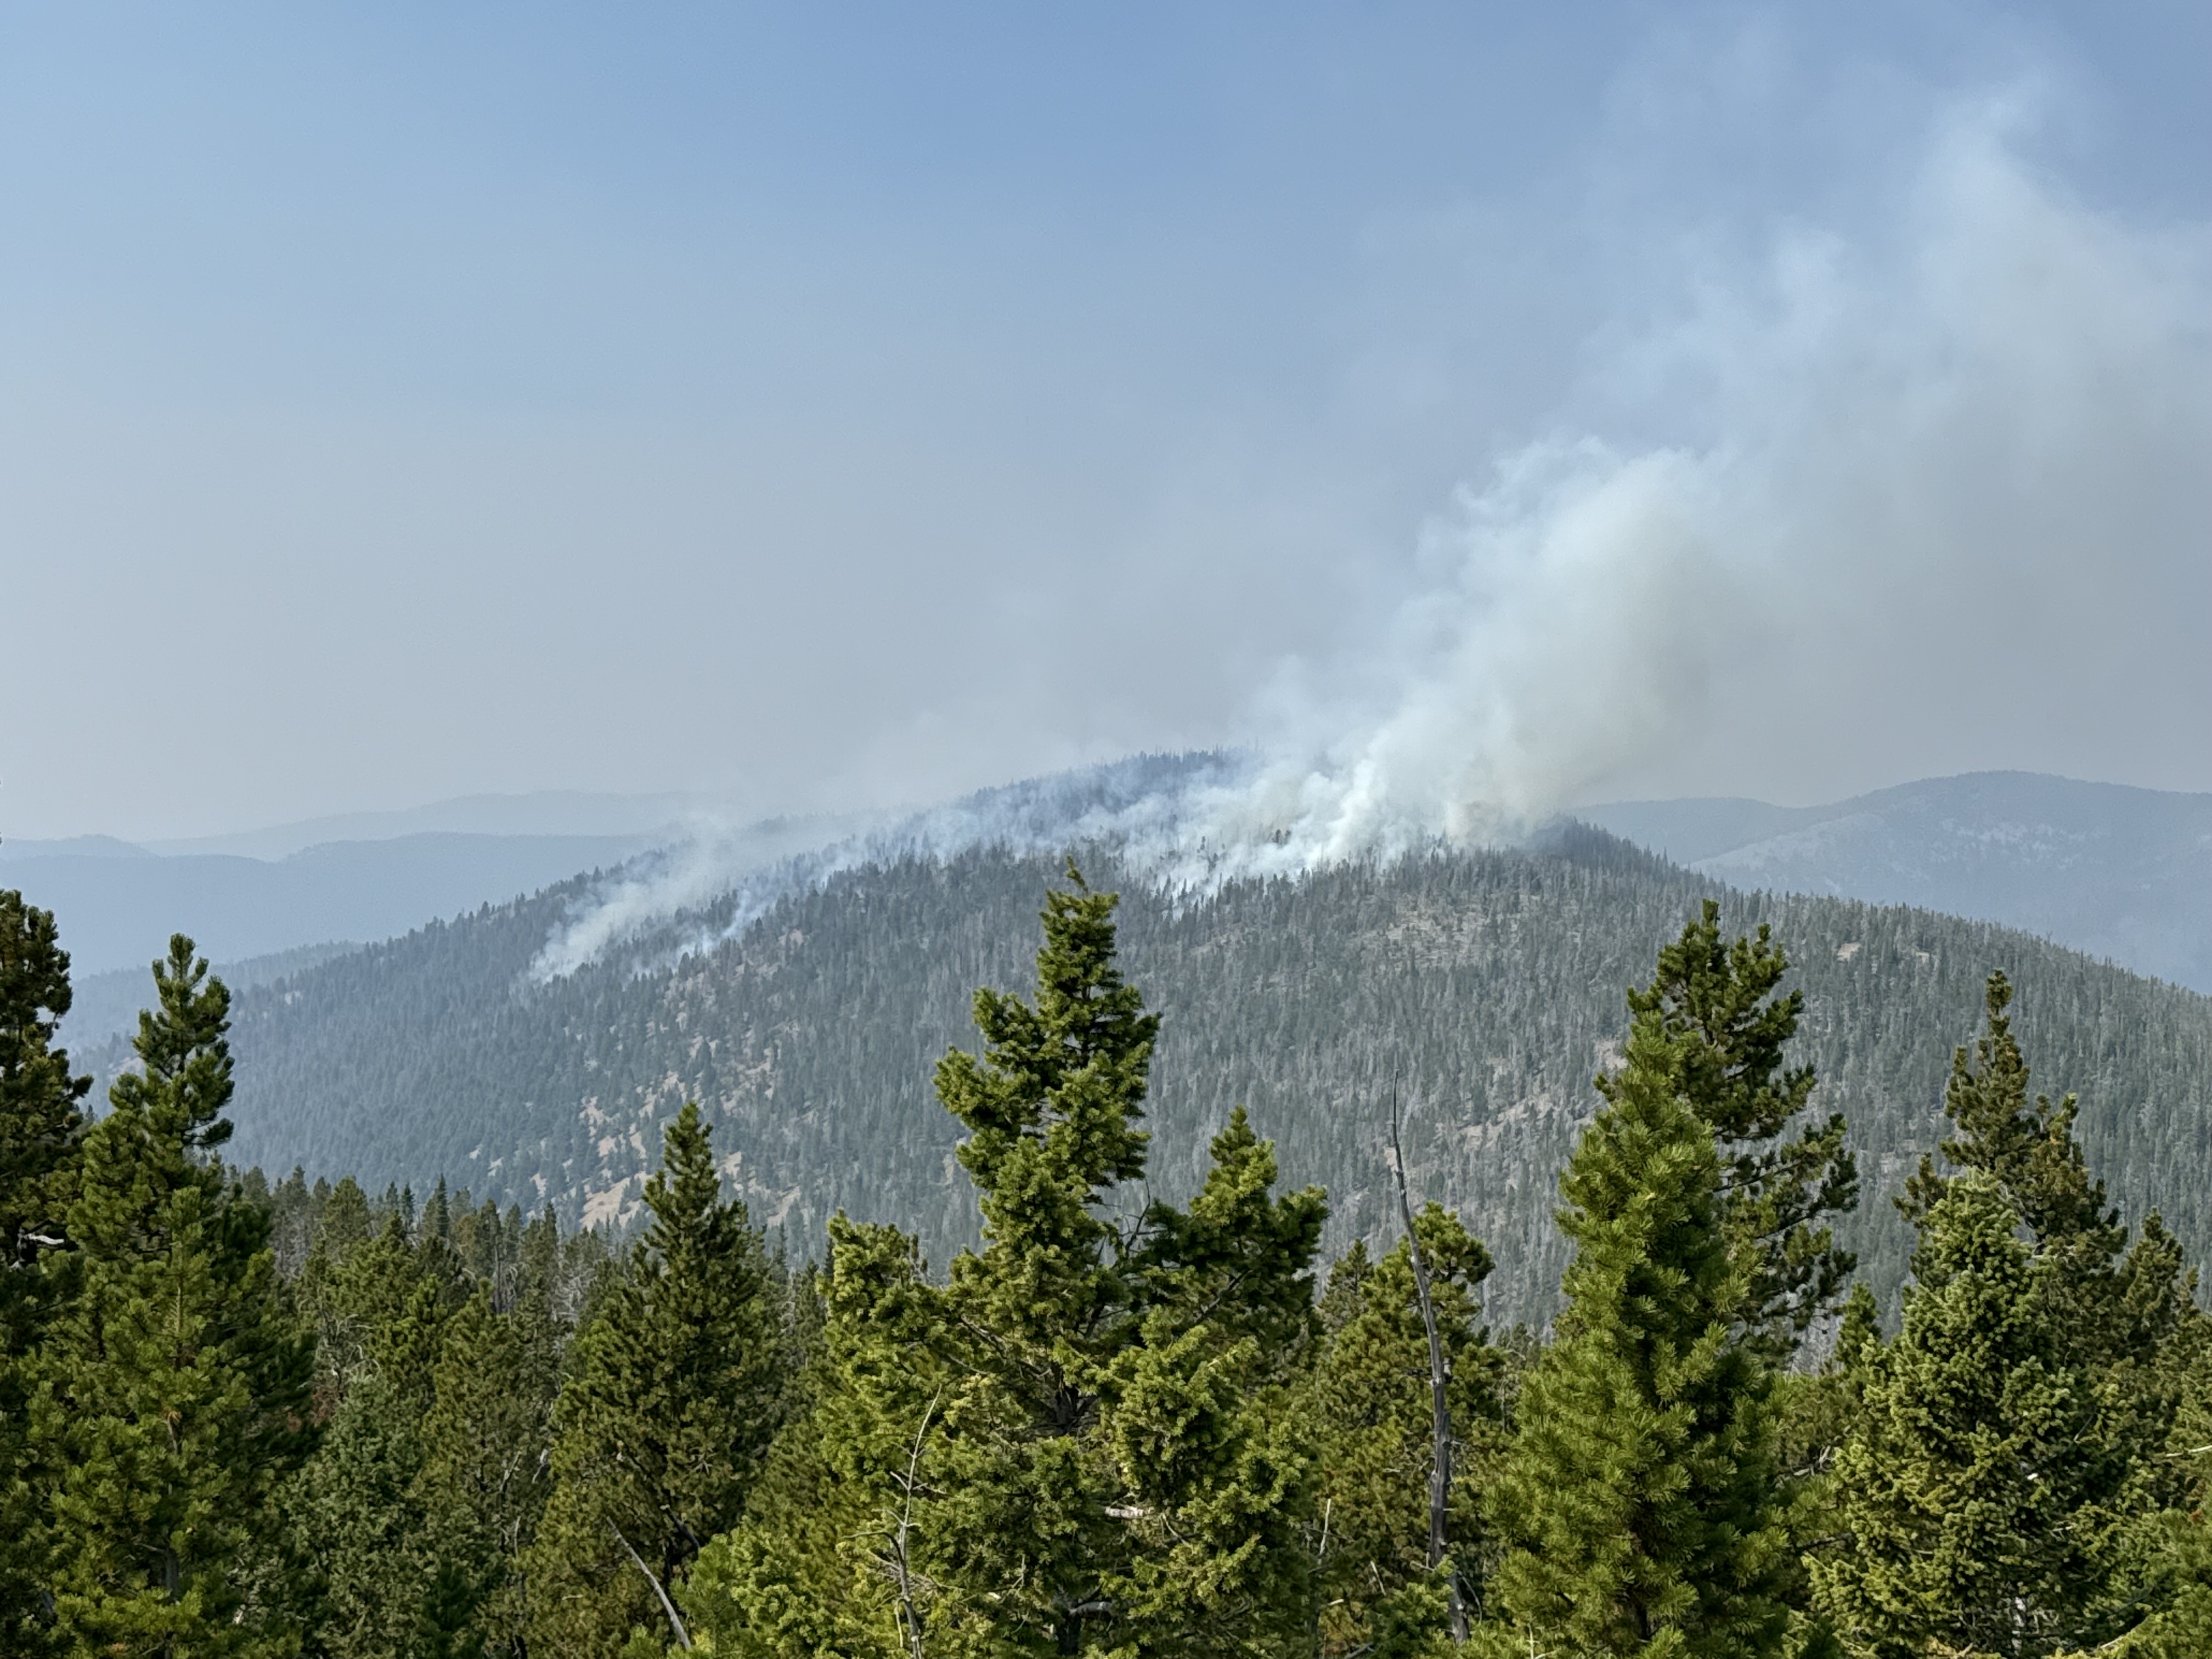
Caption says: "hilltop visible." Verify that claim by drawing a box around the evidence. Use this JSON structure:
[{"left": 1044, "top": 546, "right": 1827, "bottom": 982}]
[{"left": 74, "top": 826, "right": 2212, "bottom": 1324}]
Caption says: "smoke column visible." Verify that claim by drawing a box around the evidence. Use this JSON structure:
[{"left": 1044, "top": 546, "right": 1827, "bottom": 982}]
[{"left": 535, "top": 101, "right": 2212, "bottom": 979}]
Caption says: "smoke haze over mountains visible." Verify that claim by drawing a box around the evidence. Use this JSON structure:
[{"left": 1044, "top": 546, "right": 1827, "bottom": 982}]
[
  {"left": 528, "top": 94, "right": 2212, "bottom": 968},
  {"left": 2, "top": 8, "right": 2207, "bottom": 851}
]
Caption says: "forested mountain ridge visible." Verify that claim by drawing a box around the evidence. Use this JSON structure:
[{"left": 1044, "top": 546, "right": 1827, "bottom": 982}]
[{"left": 82, "top": 825, "right": 2212, "bottom": 1324}]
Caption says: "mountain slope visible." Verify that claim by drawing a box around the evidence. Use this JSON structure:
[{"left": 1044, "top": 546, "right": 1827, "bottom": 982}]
[
  {"left": 86, "top": 829, "right": 2212, "bottom": 1325},
  {"left": 1581, "top": 772, "right": 2212, "bottom": 990}
]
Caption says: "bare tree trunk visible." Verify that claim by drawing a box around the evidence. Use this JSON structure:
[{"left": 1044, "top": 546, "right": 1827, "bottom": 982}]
[
  {"left": 886, "top": 1392, "right": 940, "bottom": 1659},
  {"left": 610, "top": 1519, "right": 693, "bottom": 1650},
  {"left": 1391, "top": 1090, "right": 1468, "bottom": 1644}
]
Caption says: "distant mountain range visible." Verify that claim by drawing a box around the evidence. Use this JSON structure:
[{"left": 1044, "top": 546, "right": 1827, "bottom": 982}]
[
  {"left": 138, "top": 789, "right": 710, "bottom": 861},
  {"left": 16, "top": 767, "right": 2212, "bottom": 1019},
  {"left": 1579, "top": 772, "right": 2212, "bottom": 992},
  {"left": 0, "top": 793, "right": 689, "bottom": 990},
  {"left": 3, "top": 794, "right": 891, "bottom": 1028},
  {"left": 1, "top": 831, "right": 657, "bottom": 986}
]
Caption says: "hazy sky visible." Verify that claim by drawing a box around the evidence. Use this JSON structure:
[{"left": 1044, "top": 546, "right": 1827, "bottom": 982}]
[{"left": 4, "top": 3, "right": 2208, "bottom": 839}]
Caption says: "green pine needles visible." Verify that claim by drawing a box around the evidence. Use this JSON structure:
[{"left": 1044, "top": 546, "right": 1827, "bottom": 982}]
[
  {"left": 686, "top": 864, "right": 1330, "bottom": 1657},
  {"left": 0, "top": 889, "right": 92, "bottom": 1654},
  {"left": 27, "top": 935, "right": 314, "bottom": 1657},
  {"left": 1311, "top": 1210, "right": 1506, "bottom": 1654},
  {"left": 528, "top": 1101, "right": 785, "bottom": 1655},
  {"left": 1814, "top": 975, "right": 2204, "bottom": 1658},
  {"left": 1479, "top": 909, "right": 1809, "bottom": 1659},
  {"left": 1815, "top": 1170, "right": 2094, "bottom": 1657}
]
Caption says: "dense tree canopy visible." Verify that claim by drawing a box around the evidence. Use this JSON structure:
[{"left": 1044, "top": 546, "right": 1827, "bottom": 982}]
[
  {"left": 4, "top": 870, "right": 2212, "bottom": 1658},
  {"left": 134, "top": 839, "right": 2212, "bottom": 1330}
]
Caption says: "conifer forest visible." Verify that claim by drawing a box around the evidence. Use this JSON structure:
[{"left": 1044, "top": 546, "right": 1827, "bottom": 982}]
[{"left": 9, "top": 863, "right": 2212, "bottom": 1659}]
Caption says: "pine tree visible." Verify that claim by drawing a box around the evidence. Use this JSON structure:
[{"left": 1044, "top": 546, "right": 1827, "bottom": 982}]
[
  {"left": 1632, "top": 901, "right": 1857, "bottom": 1357},
  {"left": 1898, "top": 972, "right": 2151, "bottom": 1364},
  {"left": 315, "top": 1176, "right": 374, "bottom": 1260},
  {"left": 1763, "top": 1284, "right": 1878, "bottom": 1659},
  {"left": 422, "top": 1177, "right": 453, "bottom": 1251},
  {"left": 1481, "top": 919, "right": 1791, "bottom": 1659},
  {"left": 526, "top": 1102, "right": 783, "bottom": 1657},
  {"left": 2119, "top": 1314, "right": 2212, "bottom": 1657},
  {"left": 921, "top": 868, "right": 1324, "bottom": 1655},
  {"left": 518, "top": 1203, "right": 561, "bottom": 1306},
  {"left": 453, "top": 1198, "right": 523, "bottom": 1310},
  {"left": 272, "top": 1184, "right": 561, "bottom": 1656},
  {"left": 685, "top": 867, "right": 1328, "bottom": 1658},
  {"left": 682, "top": 1216, "right": 946, "bottom": 1659},
  {"left": 1849, "top": 972, "right": 2201, "bottom": 1651},
  {"left": 278, "top": 1368, "right": 433, "bottom": 1658},
  {"left": 1099, "top": 1107, "right": 1329, "bottom": 1654},
  {"left": 267, "top": 1166, "right": 317, "bottom": 1277},
  {"left": 302, "top": 1205, "right": 455, "bottom": 1397},
  {"left": 1811, "top": 1173, "right": 2100, "bottom": 1658},
  {"left": 25, "top": 935, "right": 316, "bottom": 1657},
  {"left": 0, "top": 891, "right": 90, "bottom": 1654},
  {"left": 917, "top": 863, "right": 1172, "bottom": 1654},
  {"left": 0, "top": 890, "right": 87, "bottom": 1341}
]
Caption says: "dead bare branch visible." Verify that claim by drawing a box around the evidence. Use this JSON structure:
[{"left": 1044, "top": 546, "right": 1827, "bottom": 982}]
[
  {"left": 608, "top": 1519, "right": 692, "bottom": 1650},
  {"left": 1390, "top": 1087, "right": 1467, "bottom": 1645}
]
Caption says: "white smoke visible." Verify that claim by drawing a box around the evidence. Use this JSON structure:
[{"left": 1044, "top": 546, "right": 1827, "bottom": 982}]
[
  {"left": 534, "top": 101, "right": 2212, "bottom": 978},
  {"left": 530, "top": 754, "right": 1248, "bottom": 979},
  {"left": 529, "top": 813, "right": 878, "bottom": 981}
]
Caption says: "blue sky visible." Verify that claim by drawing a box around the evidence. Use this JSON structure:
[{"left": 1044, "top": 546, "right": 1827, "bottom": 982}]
[{"left": 3, "top": 3, "right": 2208, "bottom": 837}]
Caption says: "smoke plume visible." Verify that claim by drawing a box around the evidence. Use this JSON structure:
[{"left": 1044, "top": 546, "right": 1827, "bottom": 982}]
[{"left": 535, "top": 101, "right": 2212, "bottom": 978}]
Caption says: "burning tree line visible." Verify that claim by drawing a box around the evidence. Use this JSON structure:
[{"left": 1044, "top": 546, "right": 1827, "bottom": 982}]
[{"left": 3, "top": 871, "right": 2212, "bottom": 1658}]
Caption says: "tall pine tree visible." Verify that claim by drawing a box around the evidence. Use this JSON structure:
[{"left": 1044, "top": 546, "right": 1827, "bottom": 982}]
[
  {"left": 278, "top": 1367, "right": 435, "bottom": 1659},
  {"left": 411, "top": 1286, "right": 560, "bottom": 1657},
  {"left": 1820, "top": 973, "right": 2199, "bottom": 1655},
  {"left": 0, "top": 890, "right": 87, "bottom": 1346},
  {"left": 1813, "top": 1171, "right": 2102, "bottom": 1658},
  {"left": 2119, "top": 1314, "right": 2212, "bottom": 1657},
  {"left": 527, "top": 1102, "right": 783, "bottom": 1657},
  {"left": 1901, "top": 974, "right": 2198, "bottom": 1518},
  {"left": 1, "top": 891, "right": 90, "bottom": 1655},
  {"left": 276, "top": 1206, "right": 462, "bottom": 1656},
  {"left": 680, "top": 1215, "right": 942, "bottom": 1659},
  {"left": 685, "top": 866, "right": 1328, "bottom": 1658},
  {"left": 1632, "top": 902, "right": 1857, "bottom": 1357},
  {"left": 26, "top": 935, "right": 315, "bottom": 1657},
  {"left": 1481, "top": 913, "right": 1793, "bottom": 1659},
  {"left": 1897, "top": 972, "right": 2177, "bottom": 1374},
  {"left": 925, "top": 868, "right": 1326, "bottom": 1656}
]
